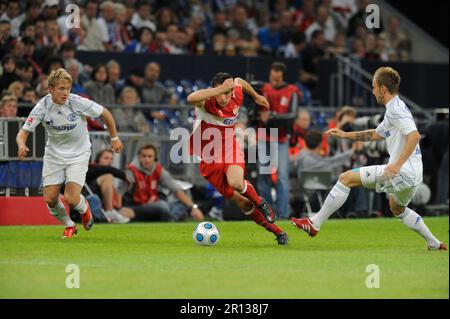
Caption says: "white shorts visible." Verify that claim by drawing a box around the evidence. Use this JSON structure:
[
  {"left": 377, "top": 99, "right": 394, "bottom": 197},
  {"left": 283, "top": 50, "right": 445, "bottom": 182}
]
[
  {"left": 42, "top": 158, "right": 89, "bottom": 187},
  {"left": 356, "top": 165, "right": 418, "bottom": 207}
]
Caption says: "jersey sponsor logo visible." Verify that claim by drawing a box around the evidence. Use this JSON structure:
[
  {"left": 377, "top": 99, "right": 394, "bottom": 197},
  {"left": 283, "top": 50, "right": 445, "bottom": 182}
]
[
  {"left": 223, "top": 118, "right": 235, "bottom": 125},
  {"left": 49, "top": 124, "right": 77, "bottom": 131}
]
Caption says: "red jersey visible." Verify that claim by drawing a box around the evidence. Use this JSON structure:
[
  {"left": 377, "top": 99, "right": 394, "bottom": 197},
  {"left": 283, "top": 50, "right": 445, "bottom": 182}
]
[
  {"left": 128, "top": 163, "right": 163, "bottom": 204},
  {"left": 261, "top": 83, "right": 301, "bottom": 143},
  {"left": 190, "top": 85, "right": 245, "bottom": 164}
]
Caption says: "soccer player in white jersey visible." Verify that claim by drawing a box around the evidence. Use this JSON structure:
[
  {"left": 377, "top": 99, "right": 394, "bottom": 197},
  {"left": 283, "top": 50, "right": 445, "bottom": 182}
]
[
  {"left": 291, "top": 67, "right": 447, "bottom": 251},
  {"left": 16, "top": 68, "right": 123, "bottom": 238}
]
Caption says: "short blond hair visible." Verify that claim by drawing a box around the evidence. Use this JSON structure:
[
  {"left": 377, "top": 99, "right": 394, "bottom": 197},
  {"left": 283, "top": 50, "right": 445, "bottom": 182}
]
[
  {"left": 47, "top": 68, "right": 73, "bottom": 88},
  {"left": 374, "top": 67, "right": 401, "bottom": 94},
  {"left": 0, "top": 94, "right": 17, "bottom": 107}
]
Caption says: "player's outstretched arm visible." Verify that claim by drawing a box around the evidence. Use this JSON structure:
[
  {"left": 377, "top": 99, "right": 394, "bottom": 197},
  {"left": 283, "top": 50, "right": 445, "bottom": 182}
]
[
  {"left": 326, "top": 128, "right": 384, "bottom": 141},
  {"left": 234, "top": 77, "right": 269, "bottom": 109},
  {"left": 100, "top": 107, "right": 123, "bottom": 153},
  {"left": 187, "top": 79, "right": 234, "bottom": 108},
  {"left": 16, "top": 129, "right": 30, "bottom": 160}
]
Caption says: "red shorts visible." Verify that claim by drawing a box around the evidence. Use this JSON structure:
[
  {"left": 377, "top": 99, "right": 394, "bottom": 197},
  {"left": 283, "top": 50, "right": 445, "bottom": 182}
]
[{"left": 200, "top": 161, "right": 246, "bottom": 199}]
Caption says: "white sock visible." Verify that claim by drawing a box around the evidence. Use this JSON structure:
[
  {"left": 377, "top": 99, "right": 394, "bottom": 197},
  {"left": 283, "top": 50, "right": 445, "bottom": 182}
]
[
  {"left": 48, "top": 200, "right": 75, "bottom": 227},
  {"left": 310, "top": 181, "right": 350, "bottom": 229},
  {"left": 74, "top": 195, "right": 87, "bottom": 214},
  {"left": 397, "top": 208, "right": 440, "bottom": 248}
]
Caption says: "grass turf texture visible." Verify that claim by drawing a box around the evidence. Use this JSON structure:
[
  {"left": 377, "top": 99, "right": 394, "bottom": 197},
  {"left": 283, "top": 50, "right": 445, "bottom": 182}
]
[{"left": 0, "top": 217, "right": 448, "bottom": 299}]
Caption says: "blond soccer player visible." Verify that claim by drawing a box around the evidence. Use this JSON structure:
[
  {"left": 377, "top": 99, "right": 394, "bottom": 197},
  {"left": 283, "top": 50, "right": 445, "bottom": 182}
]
[
  {"left": 292, "top": 67, "right": 447, "bottom": 251},
  {"left": 16, "top": 68, "right": 123, "bottom": 238}
]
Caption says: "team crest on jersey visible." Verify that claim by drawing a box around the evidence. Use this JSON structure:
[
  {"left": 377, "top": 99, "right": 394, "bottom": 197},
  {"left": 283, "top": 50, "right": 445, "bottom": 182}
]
[{"left": 67, "top": 113, "right": 77, "bottom": 122}]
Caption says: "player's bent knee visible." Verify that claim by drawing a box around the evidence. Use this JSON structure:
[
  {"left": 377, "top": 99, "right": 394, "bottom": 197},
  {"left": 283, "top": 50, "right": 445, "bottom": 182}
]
[
  {"left": 228, "top": 179, "right": 244, "bottom": 192},
  {"left": 338, "top": 171, "right": 352, "bottom": 186},
  {"left": 64, "top": 195, "right": 80, "bottom": 207}
]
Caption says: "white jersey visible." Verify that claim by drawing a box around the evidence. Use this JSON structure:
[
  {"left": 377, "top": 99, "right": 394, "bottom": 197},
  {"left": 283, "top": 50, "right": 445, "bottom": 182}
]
[
  {"left": 375, "top": 95, "right": 423, "bottom": 186},
  {"left": 22, "top": 93, "right": 104, "bottom": 163}
]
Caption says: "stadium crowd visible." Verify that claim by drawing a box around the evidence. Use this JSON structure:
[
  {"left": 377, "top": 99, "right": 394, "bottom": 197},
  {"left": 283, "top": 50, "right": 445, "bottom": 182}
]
[{"left": 1, "top": 0, "right": 446, "bottom": 223}]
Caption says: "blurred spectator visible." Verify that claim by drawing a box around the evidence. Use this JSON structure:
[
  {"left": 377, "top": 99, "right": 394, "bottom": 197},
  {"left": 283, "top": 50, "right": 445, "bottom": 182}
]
[
  {"left": 305, "top": 5, "right": 337, "bottom": 43},
  {"left": 124, "top": 68, "right": 145, "bottom": 100},
  {"left": 0, "top": 0, "right": 20, "bottom": 38},
  {"left": 10, "top": 37, "right": 24, "bottom": 60},
  {"left": 19, "top": 20, "right": 35, "bottom": 38},
  {"left": 111, "top": 3, "right": 133, "bottom": 51},
  {"left": 7, "top": 80, "right": 24, "bottom": 99},
  {"left": 351, "top": 37, "right": 365, "bottom": 58},
  {"left": 131, "top": 0, "right": 156, "bottom": 32},
  {"left": 375, "top": 37, "right": 389, "bottom": 61},
  {"left": 155, "top": 6, "right": 178, "bottom": 32},
  {"left": 65, "top": 58, "right": 87, "bottom": 96},
  {"left": 228, "top": 4, "right": 259, "bottom": 54},
  {"left": 15, "top": 59, "right": 34, "bottom": 86},
  {"left": 279, "top": 10, "right": 296, "bottom": 48},
  {"left": 43, "top": 55, "right": 64, "bottom": 75},
  {"left": 164, "top": 23, "right": 186, "bottom": 54},
  {"left": 296, "top": 129, "right": 354, "bottom": 180},
  {"left": 326, "top": 31, "right": 348, "bottom": 56},
  {"left": 142, "top": 61, "right": 177, "bottom": 129},
  {"left": 257, "top": 15, "right": 281, "bottom": 55},
  {"left": 364, "top": 32, "right": 381, "bottom": 61},
  {"left": 347, "top": 0, "right": 383, "bottom": 37},
  {"left": 0, "top": 54, "right": 19, "bottom": 93},
  {"left": 97, "top": 1, "right": 116, "bottom": 51},
  {"left": 0, "top": 94, "right": 17, "bottom": 117},
  {"left": 86, "top": 149, "right": 132, "bottom": 224},
  {"left": 36, "top": 74, "right": 49, "bottom": 97},
  {"left": 122, "top": 144, "right": 205, "bottom": 222},
  {"left": 124, "top": 26, "right": 155, "bottom": 53},
  {"left": 0, "top": 20, "right": 14, "bottom": 59},
  {"left": 300, "top": 29, "right": 326, "bottom": 96},
  {"left": 20, "top": 86, "right": 37, "bottom": 104},
  {"left": 106, "top": 59, "right": 125, "bottom": 98},
  {"left": 379, "top": 15, "right": 411, "bottom": 61},
  {"left": 295, "top": 0, "right": 316, "bottom": 33},
  {"left": 41, "top": 0, "right": 60, "bottom": 20},
  {"left": 211, "top": 33, "right": 227, "bottom": 55},
  {"left": 113, "top": 86, "right": 150, "bottom": 133},
  {"left": 81, "top": 0, "right": 106, "bottom": 51},
  {"left": 22, "top": 37, "right": 42, "bottom": 80},
  {"left": 43, "top": 19, "right": 64, "bottom": 54},
  {"left": 289, "top": 109, "right": 329, "bottom": 165},
  {"left": 83, "top": 63, "right": 116, "bottom": 106},
  {"left": 212, "top": 10, "right": 230, "bottom": 36}
]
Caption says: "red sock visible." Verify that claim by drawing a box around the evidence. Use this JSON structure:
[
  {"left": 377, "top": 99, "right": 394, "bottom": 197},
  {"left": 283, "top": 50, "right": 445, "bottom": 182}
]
[
  {"left": 240, "top": 180, "right": 262, "bottom": 206},
  {"left": 250, "top": 209, "right": 282, "bottom": 235}
]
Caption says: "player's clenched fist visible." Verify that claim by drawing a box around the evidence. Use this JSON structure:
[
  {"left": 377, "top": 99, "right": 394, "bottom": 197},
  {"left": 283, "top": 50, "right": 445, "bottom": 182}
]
[{"left": 18, "top": 144, "right": 29, "bottom": 160}]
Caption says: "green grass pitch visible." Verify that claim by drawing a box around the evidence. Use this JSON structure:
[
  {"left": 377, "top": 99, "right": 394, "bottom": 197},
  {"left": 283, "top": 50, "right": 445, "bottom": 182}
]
[{"left": 0, "top": 217, "right": 448, "bottom": 299}]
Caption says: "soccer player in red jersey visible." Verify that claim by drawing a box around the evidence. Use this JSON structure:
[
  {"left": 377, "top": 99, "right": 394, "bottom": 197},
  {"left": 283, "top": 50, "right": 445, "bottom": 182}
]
[{"left": 187, "top": 72, "right": 288, "bottom": 245}]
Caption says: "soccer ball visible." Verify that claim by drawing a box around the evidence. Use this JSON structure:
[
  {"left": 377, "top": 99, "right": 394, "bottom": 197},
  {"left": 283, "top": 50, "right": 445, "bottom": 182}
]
[{"left": 193, "top": 222, "right": 220, "bottom": 246}]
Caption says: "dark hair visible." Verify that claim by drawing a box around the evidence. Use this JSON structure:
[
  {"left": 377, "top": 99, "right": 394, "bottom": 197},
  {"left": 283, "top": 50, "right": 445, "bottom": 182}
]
[
  {"left": 1, "top": 54, "right": 15, "bottom": 66},
  {"left": 138, "top": 26, "right": 153, "bottom": 40},
  {"left": 21, "top": 36, "right": 35, "bottom": 46},
  {"left": 211, "top": 72, "right": 233, "bottom": 87},
  {"left": 16, "top": 59, "right": 32, "bottom": 70},
  {"left": 138, "top": 144, "right": 159, "bottom": 161},
  {"left": 95, "top": 149, "right": 114, "bottom": 164},
  {"left": 270, "top": 61, "right": 286, "bottom": 74},
  {"left": 91, "top": 63, "right": 108, "bottom": 83},
  {"left": 61, "top": 41, "right": 77, "bottom": 52},
  {"left": 311, "top": 29, "right": 324, "bottom": 40},
  {"left": 305, "top": 130, "right": 323, "bottom": 150}
]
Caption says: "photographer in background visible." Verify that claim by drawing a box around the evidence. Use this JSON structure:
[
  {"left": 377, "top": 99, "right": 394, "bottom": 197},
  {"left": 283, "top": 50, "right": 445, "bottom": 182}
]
[{"left": 257, "top": 62, "right": 302, "bottom": 219}]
